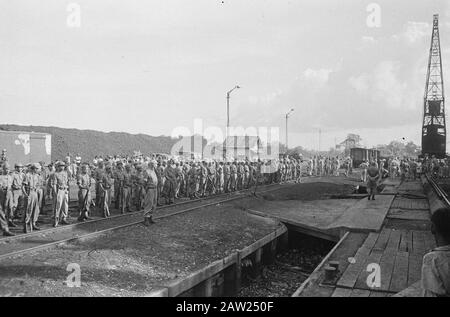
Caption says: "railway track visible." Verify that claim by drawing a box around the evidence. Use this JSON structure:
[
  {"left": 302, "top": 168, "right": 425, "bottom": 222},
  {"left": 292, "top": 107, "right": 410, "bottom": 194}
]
[
  {"left": 0, "top": 181, "right": 292, "bottom": 261},
  {"left": 425, "top": 173, "right": 450, "bottom": 206}
]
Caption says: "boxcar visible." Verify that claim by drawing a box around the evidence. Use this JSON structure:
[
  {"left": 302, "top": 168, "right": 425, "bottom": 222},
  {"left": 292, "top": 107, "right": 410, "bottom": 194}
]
[{"left": 350, "top": 147, "right": 380, "bottom": 167}]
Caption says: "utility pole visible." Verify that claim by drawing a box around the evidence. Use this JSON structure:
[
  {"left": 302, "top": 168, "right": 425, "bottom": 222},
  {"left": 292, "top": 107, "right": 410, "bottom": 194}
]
[
  {"left": 285, "top": 108, "right": 294, "bottom": 153},
  {"left": 225, "top": 85, "right": 240, "bottom": 159}
]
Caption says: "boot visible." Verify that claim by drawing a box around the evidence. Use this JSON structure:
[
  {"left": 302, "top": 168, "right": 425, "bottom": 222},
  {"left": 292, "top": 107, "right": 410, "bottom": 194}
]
[
  {"left": 3, "top": 230, "right": 15, "bottom": 237},
  {"left": 32, "top": 224, "right": 41, "bottom": 231},
  {"left": 148, "top": 216, "right": 155, "bottom": 224},
  {"left": 60, "top": 219, "right": 69, "bottom": 225},
  {"left": 143, "top": 217, "right": 150, "bottom": 227}
]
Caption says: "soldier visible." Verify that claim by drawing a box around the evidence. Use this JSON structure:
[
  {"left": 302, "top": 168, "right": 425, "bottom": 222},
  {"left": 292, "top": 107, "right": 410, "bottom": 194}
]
[
  {"left": 77, "top": 163, "right": 92, "bottom": 222},
  {"left": 187, "top": 162, "right": 199, "bottom": 199},
  {"left": 207, "top": 161, "right": 216, "bottom": 196},
  {"left": 156, "top": 162, "right": 165, "bottom": 206},
  {"left": 199, "top": 161, "right": 207, "bottom": 197},
  {"left": 217, "top": 162, "right": 224, "bottom": 194},
  {"left": 223, "top": 162, "right": 231, "bottom": 193},
  {"left": 244, "top": 161, "right": 250, "bottom": 189},
  {"left": 94, "top": 161, "right": 105, "bottom": 208},
  {"left": 163, "top": 159, "right": 177, "bottom": 204},
  {"left": 367, "top": 161, "right": 380, "bottom": 200},
  {"left": 99, "top": 164, "right": 114, "bottom": 217},
  {"left": 22, "top": 163, "right": 41, "bottom": 233},
  {"left": 175, "top": 162, "right": 183, "bottom": 199},
  {"left": 121, "top": 164, "right": 133, "bottom": 213},
  {"left": 133, "top": 164, "right": 146, "bottom": 211},
  {"left": 0, "top": 162, "right": 14, "bottom": 236},
  {"left": 230, "top": 161, "right": 238, "bottom": 192},
  {"left": 0, "top": 149, "right": 7, "bottom": 165},
  {"left": 51, "top": 161, "right": 70, "bottom": 227},
  {"left": 113, "top": 161, "right": 124, "bottom": 210},
  {"left": 143, "top": 161, "right": 158, "bottom": 226},
  {"left": 0, "top": 163, "right": 15, "bottom": 227},
  {"left": 11, "top": 163, "right": 25, "bottom": 220}
]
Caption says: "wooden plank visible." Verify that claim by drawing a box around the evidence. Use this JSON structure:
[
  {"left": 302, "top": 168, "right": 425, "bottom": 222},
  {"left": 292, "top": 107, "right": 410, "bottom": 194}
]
[
  {"left": 398, "top": 230, "right": 408, "bottom": 252},
  {"left": 369, "top": 291, "right": 390, "bottom": 297},
  {"left": 360, "top": 232, "right": 379, "bottom": 252},
  {"left": 336, "top": 234, "right": 379, "bottom": 289},
  {"left": 407, "top": 252, "right": 423, "bottom": 286},
  {"left": 373, "top": 228, "right": 392, "bottom": 252},
  {"left": 350, "top": 289, "right": 371, "bottom": 297},
  {"left": 389, "top": 251, "right": 409, "bottom": 293},
  {"left": 386, "top": 230, "right": 402, "bottom": 252},
  {"left": 331, "top": 287, "right": 352, "bottom": 297},
  {"left": 354, "top": 251, "right": 383, "bottom": 290},
  {"left": 423, "top": 232, "right": 436, "bottom": 252},
  {"left": 378, "top": 250, "right": 397, "bottom": 291},
  {"left": 412, "top": 230, "right": 426, "bottom": 254}
]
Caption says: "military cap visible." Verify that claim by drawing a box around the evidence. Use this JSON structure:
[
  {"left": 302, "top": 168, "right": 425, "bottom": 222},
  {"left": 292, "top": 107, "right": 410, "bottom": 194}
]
[
  {"left": 2, "top": 162, "right": 10, "bottom": 169},
  {"left": 57, "top": 161, "right": 66, "bottom": 167},
  {"left": 15, "top": 163, "right": 23, "bottom": 168}
]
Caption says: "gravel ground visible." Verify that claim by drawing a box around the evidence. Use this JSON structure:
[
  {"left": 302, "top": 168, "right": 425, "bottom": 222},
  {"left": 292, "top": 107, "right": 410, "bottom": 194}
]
[
  {"left": 0, "top": 204, "right": 281, "bottom": 296},
  {"left": 261, "top": 182, "right": 355, "bottom": 201}
]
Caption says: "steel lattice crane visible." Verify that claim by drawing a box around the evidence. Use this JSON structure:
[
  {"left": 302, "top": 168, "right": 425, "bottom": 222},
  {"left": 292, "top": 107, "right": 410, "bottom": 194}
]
[{"left": 422, "top": 14, "right": 446, "bottom": 158}]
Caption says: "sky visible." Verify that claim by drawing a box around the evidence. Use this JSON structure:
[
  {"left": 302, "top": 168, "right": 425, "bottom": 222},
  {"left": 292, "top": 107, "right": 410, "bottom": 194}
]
[{"left": 1, "top": 0, "right": 450, "bottom": 151}]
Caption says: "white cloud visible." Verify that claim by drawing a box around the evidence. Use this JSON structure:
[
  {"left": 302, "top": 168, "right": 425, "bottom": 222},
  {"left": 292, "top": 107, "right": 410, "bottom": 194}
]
[
  {"left": 348, "top": 74, "right": 370, "bottom": 92},
  {"left": 393, "top": 21, "right": 430, "bottom": 44},
  {"left": 302, "top": 68, "right": 333, "bottom": 85},
  {"left": 361, "top": 36, "right": 376, "bottom": 44}
]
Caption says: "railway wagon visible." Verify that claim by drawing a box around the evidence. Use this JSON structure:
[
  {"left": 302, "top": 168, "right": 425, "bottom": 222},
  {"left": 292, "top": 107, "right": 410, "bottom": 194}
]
[
  {"left": 0, "top": 130, "right": 51, "bottom": 166},
  {"left": 350, "top": 147, "right": 380, "bottom": 167}
]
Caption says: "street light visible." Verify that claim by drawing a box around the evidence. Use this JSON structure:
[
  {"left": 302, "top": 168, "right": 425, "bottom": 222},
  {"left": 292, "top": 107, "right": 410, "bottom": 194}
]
[
  {"left": 285, "top": 108, "right": 294, "bottom": 152},
  {"left": 226, "top": 85, "right": 241, "bottom": 137},
  {"left": 224, "top": 85, "right": 240, "bottom": 159}
]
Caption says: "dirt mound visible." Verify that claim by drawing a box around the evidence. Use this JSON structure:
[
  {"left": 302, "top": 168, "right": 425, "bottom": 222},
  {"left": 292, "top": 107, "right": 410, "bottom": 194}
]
[
  {"left": 261, "top": 182, "right": 355, "bottom": 201},
  {"left": 0, "top": 124, "right": 205, "bottom": 161}
]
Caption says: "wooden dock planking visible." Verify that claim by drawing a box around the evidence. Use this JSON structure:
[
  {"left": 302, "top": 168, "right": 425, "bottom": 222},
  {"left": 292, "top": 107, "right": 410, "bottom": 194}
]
[
  {"left": 389, "top": 251, "right": 409, "bottom": 293},
  {"left": 331, "top": 287, "right": 353, "bottom": 297},
  {"left": 369, "top": 291, "right": 391, "bottom": 297},
  {"left": 412, "top": 230, "right": 427, "bottom": 254},
  {"left": 350, "top": 289, "right": 371, "bottom": 297},
  {"left": 378, "top": 250, "right": 397, "bottom": 292},
  {"left": 336, "top": 233, "right": 379, "bottom": 288},
  {"left": 385, "top": 229, "right": 402, "bottom": 251},
  {"left": 354, "top": 250, "right": 383, "bottom": 290},
  {"left": 407, "top": 252, "right": 423, "bottom": 286},
  {"left": 373, "top": 228, "right": 392, "bottom": 251}
]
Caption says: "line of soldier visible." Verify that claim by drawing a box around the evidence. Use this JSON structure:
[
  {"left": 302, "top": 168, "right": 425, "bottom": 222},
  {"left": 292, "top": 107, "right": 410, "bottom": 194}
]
[{"left": 0, "top": 154, "right": 309, "bottom": 236}]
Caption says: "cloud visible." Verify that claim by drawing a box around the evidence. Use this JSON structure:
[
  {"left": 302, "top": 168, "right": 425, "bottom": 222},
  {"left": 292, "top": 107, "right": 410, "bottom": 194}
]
[
  {"left": 392, "top": 21, "right": 430, "bottom": 44},
  {"left": 302, "top": 68, "right": 333, "bottom": 85}
]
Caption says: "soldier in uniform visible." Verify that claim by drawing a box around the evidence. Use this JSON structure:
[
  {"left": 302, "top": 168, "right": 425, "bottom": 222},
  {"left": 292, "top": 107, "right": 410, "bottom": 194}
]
[
  {"left": 244, "top": 162, "right": 250, "bottom": 189},
  {"left": 113, "top": 161, "right": 124, "bottom": 210},
  {"left": 163, "top": 159, "right": 177, "bottom": 204},
  {"left": 206, "top": 161, "right": 216, "bottom": 196},
  {"left": 99, "top": 164, "right": 114, "bottom": 217},
  {"left": 156, "top": 162, "right": 165, "bottom": 206},
  {"left": 0, "top": 163, "right": 15, "bottom": 228},
  {"left": 143, "top": 161, "right": 158, "bottom": 226},
  {"left": 199, "top": 161, "right": 207, "bottom": 197},
  {"left": 0, "top": 162, "right": 14, "bottom": 236},
  {"left": 22, "top": 163, "right": 41, "bottom": 233},
  {"left": 187, "top": 162, "right": 199, "bottom": 199},
  {"left": 94, "top": 161, "right": 105, "bottom": 208},
  {"left": 11, "top": 163, "right": 25, "bottom": 220},
  {"left": 121, "top": 164, "right": 133, "bottom": 213},
  {"left": 77, "top": 163, "right": 92, "bottom": 222},
  {"left": 223, "top": 162, "right": 231, "bottom": 193},
  {"left": 230, "top": 161, "right": 238, "bottom": 192},
  {"left": 51, "top": 161, "right": 70, "bottom": 227},
  {"left": 367, "top": 161, "right": 380, "bottom": 200},
  {"left": 217, "top": 162, "right": 224, "bottom": 194},
  {"left": 133, "top": 164, "right": 146, "bottom": 211}
]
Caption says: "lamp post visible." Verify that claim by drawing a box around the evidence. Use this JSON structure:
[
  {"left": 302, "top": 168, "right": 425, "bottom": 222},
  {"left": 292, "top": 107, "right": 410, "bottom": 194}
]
[
  {"left": 285, "top": 108, "right": 294, "bottom": 152},
  {"left": 225, "top": 85, "right": 240, "bottom": 159}
]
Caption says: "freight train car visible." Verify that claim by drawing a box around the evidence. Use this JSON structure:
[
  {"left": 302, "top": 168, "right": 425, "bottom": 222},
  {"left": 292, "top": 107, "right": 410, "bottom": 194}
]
[
  {"left": 0, "top": 130, "right": 51, "bottom": 166},
  {"left": 350, "top": 147, "right": 380, "bottom": 167}
]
